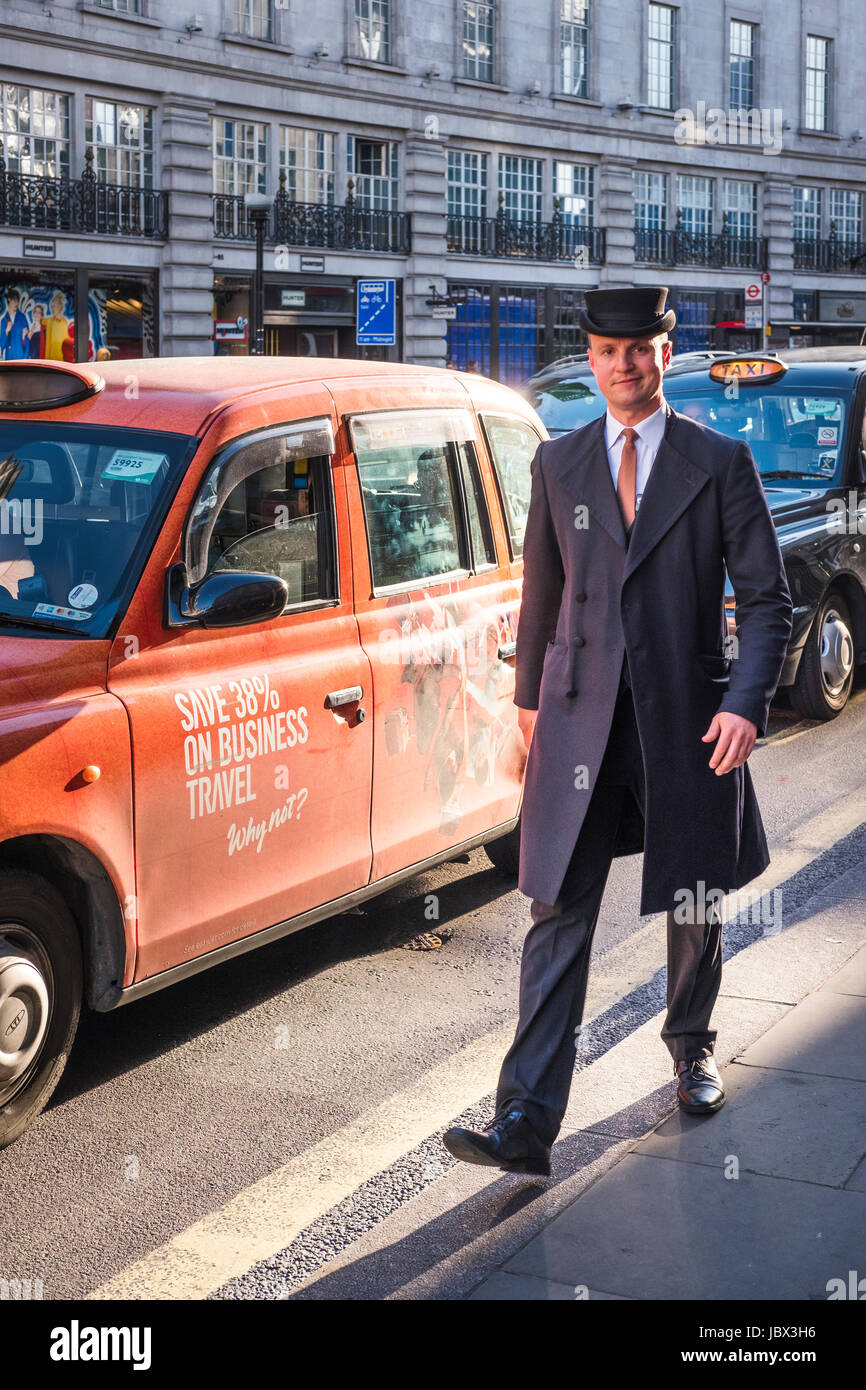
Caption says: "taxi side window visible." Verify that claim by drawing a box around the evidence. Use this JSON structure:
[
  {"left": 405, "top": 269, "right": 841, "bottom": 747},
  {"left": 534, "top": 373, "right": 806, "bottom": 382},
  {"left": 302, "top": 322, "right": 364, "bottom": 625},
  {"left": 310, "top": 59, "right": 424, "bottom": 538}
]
[
  {"left": 351, "top": 409, "right": 489, "bottom": 589},
  {"left": 481, "top": 415, "right": 541, "bottom": 559},
  {"left": 188, "top": 422, "right": 337, "bottom": 608}
]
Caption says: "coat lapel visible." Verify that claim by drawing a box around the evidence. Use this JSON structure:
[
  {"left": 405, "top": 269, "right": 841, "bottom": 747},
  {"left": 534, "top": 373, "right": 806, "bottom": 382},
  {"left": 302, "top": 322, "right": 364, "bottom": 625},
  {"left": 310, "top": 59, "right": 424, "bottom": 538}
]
[{"left": 559, "top": 413, "right": 628, "bottom": 550}]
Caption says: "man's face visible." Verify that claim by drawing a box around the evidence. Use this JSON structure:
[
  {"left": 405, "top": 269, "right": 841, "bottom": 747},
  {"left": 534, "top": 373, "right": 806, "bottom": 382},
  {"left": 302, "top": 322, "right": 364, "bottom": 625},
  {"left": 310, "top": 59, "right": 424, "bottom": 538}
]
[{"left": 587, "top": 333, "right": 672, "bottom": 414}]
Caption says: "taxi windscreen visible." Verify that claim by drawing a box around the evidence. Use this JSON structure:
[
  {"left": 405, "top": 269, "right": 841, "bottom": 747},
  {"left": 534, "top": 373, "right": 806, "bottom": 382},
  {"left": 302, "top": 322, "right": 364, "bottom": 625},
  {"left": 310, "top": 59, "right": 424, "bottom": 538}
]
[
  {"left": 660, "top": 384, "right": 850, "bottom": 484},
  {"left": 0, "top": 423, "right": 195, "bottom": 637}
]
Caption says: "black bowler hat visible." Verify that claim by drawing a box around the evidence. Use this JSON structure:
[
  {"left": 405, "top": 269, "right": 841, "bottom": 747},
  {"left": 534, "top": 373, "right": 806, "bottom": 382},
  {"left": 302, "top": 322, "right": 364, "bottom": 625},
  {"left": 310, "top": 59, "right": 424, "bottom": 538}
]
[{"left": 578, "top": 286, "right": 676, "bottom": 337}]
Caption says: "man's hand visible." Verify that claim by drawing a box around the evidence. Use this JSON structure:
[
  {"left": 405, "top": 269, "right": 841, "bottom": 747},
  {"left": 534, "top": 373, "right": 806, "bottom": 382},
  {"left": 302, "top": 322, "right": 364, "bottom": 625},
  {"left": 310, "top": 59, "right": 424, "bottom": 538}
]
[
  {"left": 702, "top": 711, "right": 757, "bottom": 775},
  {"left": 518, "top": 707, "right": 537, "bottom": 750}
]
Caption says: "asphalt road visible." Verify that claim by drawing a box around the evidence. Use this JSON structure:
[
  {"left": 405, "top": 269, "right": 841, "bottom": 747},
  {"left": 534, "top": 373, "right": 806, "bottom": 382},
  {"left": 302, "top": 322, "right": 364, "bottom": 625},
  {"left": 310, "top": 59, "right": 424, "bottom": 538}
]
[{"left": 2, "top": 682, "right": 865, "bottom": 1300}]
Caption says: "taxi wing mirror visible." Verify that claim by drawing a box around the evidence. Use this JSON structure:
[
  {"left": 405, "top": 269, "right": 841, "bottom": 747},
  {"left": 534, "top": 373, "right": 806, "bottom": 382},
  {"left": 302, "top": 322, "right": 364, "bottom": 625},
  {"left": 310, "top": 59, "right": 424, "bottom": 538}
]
[{"left": 166, "top": 563, "right": 287, "bottom": 629}]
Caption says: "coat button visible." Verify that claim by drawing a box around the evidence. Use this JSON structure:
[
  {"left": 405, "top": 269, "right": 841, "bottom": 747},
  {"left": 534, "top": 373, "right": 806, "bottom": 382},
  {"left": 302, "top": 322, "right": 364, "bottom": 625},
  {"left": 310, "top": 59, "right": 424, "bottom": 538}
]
[
  {"left": 566, "top": 688, "right": 578, "bottom": 698},
  {"left": 575, "top": 592, "right": 587, "bottom": 602},
  {"left": 574, "top": 636, "right": 586, "bottom": 647}
]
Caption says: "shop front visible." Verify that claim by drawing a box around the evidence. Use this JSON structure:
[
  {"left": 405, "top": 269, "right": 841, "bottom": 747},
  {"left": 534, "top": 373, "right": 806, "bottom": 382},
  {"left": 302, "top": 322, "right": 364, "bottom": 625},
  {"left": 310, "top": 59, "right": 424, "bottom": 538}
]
[
  {"left": 212, "top": 272, "right": 403, "bottom": 361},
  {"left": 668, "top": 288, "right": 760, "bottom": 354},
  {"left": 0, "top": 261, "right": 157, "bottom": 362},
  {"left": 769, "top": 290, "right": 866, "bottom": 349}
]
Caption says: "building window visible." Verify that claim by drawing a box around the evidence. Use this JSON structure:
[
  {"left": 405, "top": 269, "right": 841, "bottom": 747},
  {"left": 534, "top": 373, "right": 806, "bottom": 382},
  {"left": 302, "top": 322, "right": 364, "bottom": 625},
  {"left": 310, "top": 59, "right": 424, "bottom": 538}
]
[
  {"left": 354, "top": 0, "right": 391, "bottom": 63},
  {"left": 463, "top": 2, "right": 496, "bottom": 82},
  {"left": 560, "top": 0, "right": 589, "bottom": 98},
  {"left": 498, "top": 156, "right": 543, "bottom": 221},
  {"left": 676, "top": 174, "right": 713, "bottom": 235},
  {"left": 793, "top": 186, "right": 822, "bottom": 239},
  {"left": 280, "top": 128, "right": 335, "bottom": 203},
  {"left": 634, "top": 170, "right": 668, "bottom": 229},
  {"left": 554, "top": 163, "right": 594, "bottom": 223},
  {"left": 448, "top": 150, "right": 488, "bottom": 218},
  {"left": 729, "top": 20, "right": 756, "bottom": 109},
  {"left": 85, "top": 99, "right": 153, "bottom": 188},
  {"left": 1, "top": 86, "right": 70, "bottom": 179},
  {"left": 213, "top": 119, "right": 268, "bottom": 196},
  {"left": 804, "top": 35, "right": 831, "bottom": 131},
  {"left": 347, "top": 137, "right": 399, "bottom": 210},
  {"left": 829, "top": 188, "right": 862, "bottom": 242},
  {"left": 95, "top": 0, "right": 142, "bottom": 11},
  {"left": 723, "top": 179, "right": 758, "bottom": 238},
  {"left": 647, "top": 3, "right": 676, "bottom": 110},
  {"left": 232, "top": 0, "right": 273, "bottom": 40}
]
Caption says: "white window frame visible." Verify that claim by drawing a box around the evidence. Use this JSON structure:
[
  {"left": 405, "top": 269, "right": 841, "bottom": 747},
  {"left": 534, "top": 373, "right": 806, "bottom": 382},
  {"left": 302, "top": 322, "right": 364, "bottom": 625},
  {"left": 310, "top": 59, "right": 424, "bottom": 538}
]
[
  {"left": 793, "top": 186, "right": 822, "bottom": 240},
  {"left": 213, "top": 118, "right": 269, "bottom": 196},
  {"left": 462, "top": 1, "right": 496, "bottom": 82},
  {"left": 279, "top": 128, "right": 336, "bottom": 205},
  {"left": 634, "top": 170, "right": 668, "bottom": 229},
  {"left": 554, "top": 162, "right": 594, "bottom": 224},
  {"left": 347, "top": 136, "right": 399, "bottom": 210},
  {"left": 447, "top": 150, "right": 489, "bottom": 219},
  {"left": 676, "top": 173, "right": 713, "bottom": 235},
  {"left": 804, "top": 34, "right": 831, "bottom": 132},
  {"left": 85, "top": 98, "right": 154, "bottom": 188},
  {"left": 498, "top": 155, "right": 543, "bottom": 221},
  {"left": 232, "top": 0, "right": 274, "bottom": 41},
  {"left": 829, "top": 188, "right": 862, "bottom": 243},
  {"left": 722, "top": 178, "right": 758, "bottom": 238},
  {"left": 0, "top": 84, "right": 70, "bottom": 179},
  {"left": 354, "top": 0, "right": 392, "bottom": 63},
  {"left": 559, "top": 0, "right": 589, "bottom": 98},
  {"left": 729, "top": 19, "right": 757, "bottom": 110},
  {"left": 647, "top": 3, "right": 676, "bottom": 110}
]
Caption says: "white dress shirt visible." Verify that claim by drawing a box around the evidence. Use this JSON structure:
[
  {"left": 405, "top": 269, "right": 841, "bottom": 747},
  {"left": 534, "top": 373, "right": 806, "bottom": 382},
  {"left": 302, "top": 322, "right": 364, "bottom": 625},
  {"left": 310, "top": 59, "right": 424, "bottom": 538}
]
[{"left": 604, "top": 400, "right": 668, "bottom": 517}]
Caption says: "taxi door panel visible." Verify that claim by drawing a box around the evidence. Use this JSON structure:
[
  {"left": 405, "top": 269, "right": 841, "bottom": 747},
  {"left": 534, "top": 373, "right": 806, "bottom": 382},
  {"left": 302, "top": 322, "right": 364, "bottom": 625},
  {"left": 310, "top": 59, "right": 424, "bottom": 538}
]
[
  {"left": 109, "top": 404, "right": 373, "bottom": 982},
  {"left": 340, "top": 395, "right": 525, "bottom": 881}
]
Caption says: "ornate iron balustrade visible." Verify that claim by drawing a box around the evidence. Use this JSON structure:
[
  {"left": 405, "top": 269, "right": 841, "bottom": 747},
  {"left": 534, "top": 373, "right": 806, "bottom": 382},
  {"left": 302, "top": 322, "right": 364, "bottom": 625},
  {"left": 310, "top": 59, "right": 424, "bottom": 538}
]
[
  {"left": 634, "top": 225, "right": 768, "bottom": 270},
  {"left": 0, "top": 146, "right": 168, "bottom": 238},
  {"left": 214, "top": 176, "right": 410, "bottom": 254},
  {"left": 447, "top": 200, "right": 605, "bottom": 263},
  {"left": 793, "top": 233, "right": 866, "bottom": 272}
]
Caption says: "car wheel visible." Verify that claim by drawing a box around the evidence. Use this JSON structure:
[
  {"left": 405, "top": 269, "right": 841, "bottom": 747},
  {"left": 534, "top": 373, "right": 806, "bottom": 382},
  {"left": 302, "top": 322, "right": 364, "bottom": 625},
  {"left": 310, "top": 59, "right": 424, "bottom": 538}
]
[
  {"left": 484, "top": 820, "right": 521, "bottom": 877},
  {"left": 0, "top": 870, "right": 82, "bottom": 1149},
  {"left": 790, "top": 592, "right": 855, "bottom": 720}
]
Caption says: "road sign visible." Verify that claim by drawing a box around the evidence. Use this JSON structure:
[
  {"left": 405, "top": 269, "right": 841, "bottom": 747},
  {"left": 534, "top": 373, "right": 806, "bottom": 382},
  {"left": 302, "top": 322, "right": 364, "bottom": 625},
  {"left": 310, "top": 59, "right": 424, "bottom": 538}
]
[
  {"left": 356, "top": 279, "right": 397, "bottom": 345},
  {"left": 760, "top": 271, "right": 771, "bottom": 285},
  {"left": 745, "top": 282, "right": 763, "bottom": 303},
  {"left": 744, "top": 303, "right": 763, "bottom": 328}
]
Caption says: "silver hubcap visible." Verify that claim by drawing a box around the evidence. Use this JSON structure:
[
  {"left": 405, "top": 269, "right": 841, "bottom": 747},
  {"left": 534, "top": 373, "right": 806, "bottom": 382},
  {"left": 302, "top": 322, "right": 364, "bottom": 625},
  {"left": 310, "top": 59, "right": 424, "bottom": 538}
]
[
  {"left": 819, "top": 608, "right": 854, "bottom": 698},
  {"left": 0, "top": 936, "right": 50, "bottom": 1106}
]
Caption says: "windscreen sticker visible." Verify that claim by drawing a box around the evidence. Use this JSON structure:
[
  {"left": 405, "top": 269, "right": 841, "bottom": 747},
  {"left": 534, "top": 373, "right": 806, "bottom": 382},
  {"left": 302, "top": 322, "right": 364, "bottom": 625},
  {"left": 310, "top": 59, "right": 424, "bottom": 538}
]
[
  {"left": 102, "top": 450, "right": 168, "bottom": 485},
  {"left": 817, "top": 426, "right": 838, "bottom": 446},
  {"left": 68, "top": 582, "right": 98, "bottom": 609},
  {"left": 34, "top": 602, "right": 91, "bottom": 621}
]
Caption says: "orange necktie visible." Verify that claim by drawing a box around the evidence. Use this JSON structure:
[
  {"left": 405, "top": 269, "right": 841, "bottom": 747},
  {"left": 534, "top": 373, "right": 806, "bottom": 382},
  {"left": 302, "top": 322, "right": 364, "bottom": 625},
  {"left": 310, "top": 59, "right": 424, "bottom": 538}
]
[{"left": 617, "top": 428, "right": 638, "bottom": 528}]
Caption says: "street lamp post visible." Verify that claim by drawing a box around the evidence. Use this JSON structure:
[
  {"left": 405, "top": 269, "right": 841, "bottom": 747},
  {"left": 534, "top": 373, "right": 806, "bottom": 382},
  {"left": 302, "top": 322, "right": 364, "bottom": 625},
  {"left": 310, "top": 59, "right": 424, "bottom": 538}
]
[{"left": 244, "top": 192, "right": 272, "bottom": 356}]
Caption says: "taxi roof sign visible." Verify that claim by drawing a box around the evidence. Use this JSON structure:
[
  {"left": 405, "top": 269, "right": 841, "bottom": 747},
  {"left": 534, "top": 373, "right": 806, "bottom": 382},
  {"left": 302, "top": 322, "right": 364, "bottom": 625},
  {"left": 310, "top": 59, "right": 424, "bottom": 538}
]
[
  {"left": 0, "top": 362, "right": 105, "bottom": 411},
  {"left": 708, "top": 357, "right": 787, "bottom": 384}
]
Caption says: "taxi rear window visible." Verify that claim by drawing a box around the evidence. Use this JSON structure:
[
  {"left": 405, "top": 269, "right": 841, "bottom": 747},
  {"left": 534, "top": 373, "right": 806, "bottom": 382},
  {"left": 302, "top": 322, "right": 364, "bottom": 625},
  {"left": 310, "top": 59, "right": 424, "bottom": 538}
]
[{"left": 0, "top": 422, "right": 194, "bottom": 637}]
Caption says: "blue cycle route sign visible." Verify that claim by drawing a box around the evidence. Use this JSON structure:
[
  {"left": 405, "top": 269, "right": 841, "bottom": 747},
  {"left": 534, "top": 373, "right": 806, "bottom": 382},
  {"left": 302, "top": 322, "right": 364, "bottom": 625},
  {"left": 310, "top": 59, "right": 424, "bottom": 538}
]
[{"left": 356, "top": 279, "right": 397, "bottom": 346}]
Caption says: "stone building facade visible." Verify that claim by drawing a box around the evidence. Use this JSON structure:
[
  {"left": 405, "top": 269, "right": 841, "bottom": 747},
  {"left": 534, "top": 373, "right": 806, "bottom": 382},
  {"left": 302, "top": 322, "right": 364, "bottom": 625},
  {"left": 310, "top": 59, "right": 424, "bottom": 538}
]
[{"left": 1, "top": 0, "right": 865, "bottom": 380}]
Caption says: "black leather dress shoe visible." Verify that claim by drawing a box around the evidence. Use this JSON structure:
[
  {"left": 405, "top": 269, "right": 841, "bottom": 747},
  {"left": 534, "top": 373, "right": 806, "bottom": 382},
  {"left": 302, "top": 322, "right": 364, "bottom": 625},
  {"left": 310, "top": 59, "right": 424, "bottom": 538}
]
[
  {"left": 675, "top": 1055, "right": 726, "bottom": 1114},
  {"left": 443, "top": 1110, "right": 551, "bottom": 1176}
]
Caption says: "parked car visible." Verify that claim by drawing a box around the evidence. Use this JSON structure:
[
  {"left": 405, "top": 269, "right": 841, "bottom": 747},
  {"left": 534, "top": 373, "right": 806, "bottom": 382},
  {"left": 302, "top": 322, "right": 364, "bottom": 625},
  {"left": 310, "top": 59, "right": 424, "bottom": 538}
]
[
  {"left": 0, "top": 357, "right": 545, "bottom": 1146},
  {"left": 526, "top": 347, "right": 866, "bottom": 723}
]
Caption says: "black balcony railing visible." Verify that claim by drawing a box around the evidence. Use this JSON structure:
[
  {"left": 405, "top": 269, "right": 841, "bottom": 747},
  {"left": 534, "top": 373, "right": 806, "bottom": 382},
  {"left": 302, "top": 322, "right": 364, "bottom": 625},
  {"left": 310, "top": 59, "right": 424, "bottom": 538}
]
[
  {"left": 793, "top": 233, "right": 866, "bottom": 272},
  {"left": 214, "top": 176, "right": 410, "bottom": 254},
  {"left": 0, "top": 145, "right": 168, "bottom": 239},
  {"left": 447, "top": 201, "right": 606, "bottom": 263},
  {"left": 634, "top": 224, "right": 768, "bottom": 270}
]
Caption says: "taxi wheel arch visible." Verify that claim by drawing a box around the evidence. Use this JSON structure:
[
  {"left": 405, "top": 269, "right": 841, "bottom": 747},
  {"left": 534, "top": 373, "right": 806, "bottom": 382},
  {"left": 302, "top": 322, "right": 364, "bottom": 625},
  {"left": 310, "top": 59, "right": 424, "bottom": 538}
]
[
  {"left": 0, "top": 869, "right": 82, "bottom": 1149},
  {"left": 790, "top": 589, "right": 856, "bottom": 720}
]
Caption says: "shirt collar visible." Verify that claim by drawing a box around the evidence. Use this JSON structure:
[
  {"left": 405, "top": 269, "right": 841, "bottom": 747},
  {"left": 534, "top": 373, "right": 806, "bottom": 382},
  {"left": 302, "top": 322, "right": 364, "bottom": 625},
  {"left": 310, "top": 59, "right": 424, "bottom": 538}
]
[{"left": 605, "top": 399, "right": 669, "bottom": 451}]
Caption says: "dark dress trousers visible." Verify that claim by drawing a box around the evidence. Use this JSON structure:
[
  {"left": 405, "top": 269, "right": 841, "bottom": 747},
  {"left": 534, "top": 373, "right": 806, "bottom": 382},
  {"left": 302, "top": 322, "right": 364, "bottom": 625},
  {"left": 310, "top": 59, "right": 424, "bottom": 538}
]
[{"left": 496, "top": 404, "right": 793, "bottom": 1145}]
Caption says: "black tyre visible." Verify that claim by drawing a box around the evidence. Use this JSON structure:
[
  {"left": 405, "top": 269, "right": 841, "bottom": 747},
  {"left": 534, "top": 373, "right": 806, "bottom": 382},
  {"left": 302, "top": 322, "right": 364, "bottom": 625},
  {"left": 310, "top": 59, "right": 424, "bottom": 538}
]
[
  {"left": 484, "top": 820, "right": 521, "bottom": 876},
  {"left": 790, "top": 592, "right": 855, "bottom": 720},
  {"left": 0, "top": 870, "right": 82, "bottom": 1149}
]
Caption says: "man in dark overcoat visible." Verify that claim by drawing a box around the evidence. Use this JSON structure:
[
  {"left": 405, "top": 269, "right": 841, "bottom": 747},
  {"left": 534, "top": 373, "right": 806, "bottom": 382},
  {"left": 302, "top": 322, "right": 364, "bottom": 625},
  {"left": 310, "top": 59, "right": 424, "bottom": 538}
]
[{"left": 444, "top": 287, "right": 793, "bottom": 1176}]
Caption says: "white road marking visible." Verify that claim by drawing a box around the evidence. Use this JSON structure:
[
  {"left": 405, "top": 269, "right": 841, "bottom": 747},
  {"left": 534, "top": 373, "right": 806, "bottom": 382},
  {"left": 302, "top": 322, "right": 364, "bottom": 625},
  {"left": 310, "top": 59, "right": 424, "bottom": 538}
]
[{"left": 88, "top": 781, "right": 866, "bottom": 1301}]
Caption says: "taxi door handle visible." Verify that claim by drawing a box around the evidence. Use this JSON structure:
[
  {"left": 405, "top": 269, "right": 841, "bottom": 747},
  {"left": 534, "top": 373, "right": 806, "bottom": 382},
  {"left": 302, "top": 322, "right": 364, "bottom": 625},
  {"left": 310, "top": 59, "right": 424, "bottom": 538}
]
[
  {"left": 325, "top": 685, "right": 363, "bottom": 708},
  {"left": 497, "top": 641, "right": 517, "bottom": 660}
]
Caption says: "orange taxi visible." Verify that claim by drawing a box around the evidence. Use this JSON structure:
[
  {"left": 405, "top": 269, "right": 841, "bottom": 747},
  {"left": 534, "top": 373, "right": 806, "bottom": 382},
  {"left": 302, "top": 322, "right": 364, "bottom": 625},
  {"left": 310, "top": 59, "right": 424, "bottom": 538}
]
[{"left": 0, "top": 356, "right": 544, "bottom": 1146}]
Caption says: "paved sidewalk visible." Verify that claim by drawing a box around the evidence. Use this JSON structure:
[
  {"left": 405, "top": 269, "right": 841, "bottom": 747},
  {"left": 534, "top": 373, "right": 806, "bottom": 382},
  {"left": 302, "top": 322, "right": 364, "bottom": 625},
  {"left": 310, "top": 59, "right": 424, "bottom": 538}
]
[{"left": 467, "top": 939, "right": 866, "bottom": 1301}]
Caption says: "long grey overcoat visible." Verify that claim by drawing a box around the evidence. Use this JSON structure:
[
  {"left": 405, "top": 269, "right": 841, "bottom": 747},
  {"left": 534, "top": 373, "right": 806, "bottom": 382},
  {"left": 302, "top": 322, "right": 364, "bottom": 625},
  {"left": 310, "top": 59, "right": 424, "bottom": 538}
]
[{"left": 515, "top": 402, "right": 794, "bottom": 913}]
